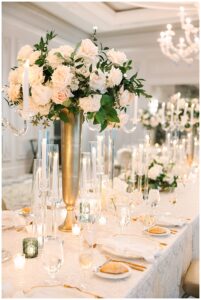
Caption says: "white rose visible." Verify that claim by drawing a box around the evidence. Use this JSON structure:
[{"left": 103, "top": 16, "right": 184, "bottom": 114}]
[
  {"left": 76, "top": 39, "right": 98, "bottom": 60},
  {"left": 148, "top": 164, "right": 163, "bottom": 180},
  {"left": 46, "top": 48, "right": 62, "bottom": 68},
  {"left": 107, "top": 48, "right": 127, "bottom": 66},
  {"left": 76, "top": 65, "right": 90, "bottom": 78},
  {"left": 8, "top": 67, "right": 23, "bottom": 85},
  {"left": 29, "top": 51, "right": 41, "bottom": 65},
  {"left": 30, "top": 99, "right": 51, "bottom": 116},
  {"left": 58, "top": 45, "right": 74, "bottom": 59},
  {"left": 107, "top": 67, "right": 122, "bottom": 88},
  {"left": 79, "top": 94, "right": 101, "bottom": 113},
  {"left": 52, "top": 65, "right": 73, "bottom": 89},
  {"left": 150, "top": 116, "right": 159, "bottom": 127},
  {"left": 52, "top": 88, "right": 72, "bottom": 104},
  {"left": 7, "top": 84, "right": 21, "bottom": 102},
  {"left": 17, "top": 45, "right": 33, "bottom": 61},
  {"left": 165, "top": 174, "right": 174, "bottom": 184},
  {"left": 89, "top": 70, "right": 106, "bottom": 93},
  {"left": 31, "top": 84, "right": 52, "bottom": 106},
  {"left": 29, "top": 65, "right": 44, "bottom": 86},
  {"left": 119, "top": 87, "right": 134, "bottom": 107}
]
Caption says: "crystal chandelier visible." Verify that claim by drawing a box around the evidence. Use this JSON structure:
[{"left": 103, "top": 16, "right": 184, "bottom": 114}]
[{"left": 158, "top": 7, "right": 199, "bottom": 64}]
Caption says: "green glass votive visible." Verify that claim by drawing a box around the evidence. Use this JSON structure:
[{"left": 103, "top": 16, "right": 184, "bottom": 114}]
[{"left": 23, "top": 238, "right": 38, "bottom": 258}]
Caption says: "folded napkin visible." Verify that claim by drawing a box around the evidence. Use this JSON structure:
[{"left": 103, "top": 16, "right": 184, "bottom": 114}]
[
  {"left": 156, "top": 215, "right": 186, "bottom": 227},
  {"left": 97, "top": 235, "right": 161, "bottom": 263},
  {"left": 2, "top": 211, "right": 26, "bottom": 229}
]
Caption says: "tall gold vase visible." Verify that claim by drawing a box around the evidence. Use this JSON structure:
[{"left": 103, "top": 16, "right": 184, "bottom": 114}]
[{"left": 58, "top": 110, "right": 82, "bottom": 232}]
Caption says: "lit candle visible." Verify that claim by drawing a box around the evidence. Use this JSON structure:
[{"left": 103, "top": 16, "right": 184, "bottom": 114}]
[
  {"left": 22, "top": 59, "right": 29, "bottom": 112},
  {"left": 133, "top": 95, "right": 138, "bottom": 124},
  {"left": 161, "top": 102, "right": 165, "bottom": 124},
  {"left": 42, "top": 138, "right": 47, "bottom": 185},
  {"left": 190, "top": 104, "right": 195, "bottom": 126},
  {"left": 13, "top": 254, "right": 25, "bottom": 269},
  {"left": 98, "top": 215, "right": 107, "bottom": 225},
  {"left": 72, "top": 223, "right": 81, "bottom": 236}
]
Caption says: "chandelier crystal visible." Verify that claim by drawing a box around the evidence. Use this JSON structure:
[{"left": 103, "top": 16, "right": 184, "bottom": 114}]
[{"left": 158, "top": 7, "right": 199, "bottom": 64}]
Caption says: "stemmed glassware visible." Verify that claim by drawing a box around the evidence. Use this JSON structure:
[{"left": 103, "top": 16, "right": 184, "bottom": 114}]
[
  {"left": 117, "top": 205, "right": 131, "bottom": 232},
  {"left": 79, "top": 233, "right": 93, "bottom": 290},
  {"left": 148, "top": 189, "right": 160, "bottom": 216},
  {"left": 42, "top": 236, "right": 64, "bottom": 285}
]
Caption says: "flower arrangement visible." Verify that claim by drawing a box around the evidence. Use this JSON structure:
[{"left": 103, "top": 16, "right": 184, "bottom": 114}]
[
  {"left": 5, "top": 30, "right": 151, "bottom": 130},
  {"left": 139, "top": 92, "right": 199, "bottom": 131},
  {"left": 124, "top": 158, "right": 178, "bottom": 192}
]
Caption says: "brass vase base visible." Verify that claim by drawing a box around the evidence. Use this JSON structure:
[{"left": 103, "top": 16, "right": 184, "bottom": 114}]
[{"left": 58, "top": 210, "right": 75, "bottom": 232}]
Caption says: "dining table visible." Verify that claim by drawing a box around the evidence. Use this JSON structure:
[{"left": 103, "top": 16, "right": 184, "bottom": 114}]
[{"left": 2, "top": 174, "right": 199, "bottom": 298}]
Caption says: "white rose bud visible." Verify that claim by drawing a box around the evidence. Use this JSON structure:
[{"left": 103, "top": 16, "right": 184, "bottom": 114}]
[
  {"left": 76, "top": 39, "right": 98, "bottom": 60},
  {"left": 31, "top": 84, "right": 52, "bottom": 106},
  {"left": 17, "top": 45, "right": 33, "bottom": 62},
  {"left": 107, "top": 67, "right": 122, "bottom": 88},
  {"left": 107, "top": 48, "right": 127, "bottom": 66}
]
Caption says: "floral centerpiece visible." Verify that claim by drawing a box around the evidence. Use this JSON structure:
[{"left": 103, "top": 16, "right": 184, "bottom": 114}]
[
  {"left": 123, "top": 158, "right": 178, "bottom": 192},
  {"left": 5, "top": 30, "right": 151, "bottom": 131}
]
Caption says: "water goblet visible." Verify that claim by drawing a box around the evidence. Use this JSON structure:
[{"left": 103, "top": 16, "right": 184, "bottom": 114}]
[
  {"left": 117, "top": 205, "right": 131, "bottom": 232},
  {"left": 148, "top": 189, "right": 160, "bottom": 216},
  {"left": 42, "top": 236, "right": 64, "bottom": 285}
]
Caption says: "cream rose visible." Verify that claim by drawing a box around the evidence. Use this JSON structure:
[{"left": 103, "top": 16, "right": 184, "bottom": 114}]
[
  {"left": 148, "top": 164, "right": 163, "bottom": 180},
  {"left": 107, "top": 48, "right": 127, "bottom": 66},
  {"left": 46, "top": 48, "right": 62, "bottom": 68},
  {"left": 119, "top": 87, "right": 134, "bottom": 107},
  {"left": 107, "top": 67, "right": 122, "bottom": 88},
  {"left": 7, "top": 84, "right": 21, "bottom": 102},
  {"left": 29, "top": 51, "right": 41, "bottom": 65},
  {"left": 52, "top": 65, "right": 73, "bottom": 89},
  {"left": 89, "top": 70, "right": 106, "bottom": 92},
  {"left": 29, "top": 65, "right": 44, "bottom": 86},
  {"left": 76, "top": 39, "right": 98, "bottom": 60},
  {"left": 79, "top": 94, "right": 101, "bottom": 113},
  {"left": 30, "top": 99, "right": 51, "bottom": 116},
  {"left": 17, "top": 45, "right": 33, "bottom": 62},
  {"left": 8, "top": 67, "right": 23, "bottom": 85},
  {"left": 52, "top": 88, "right": 72, "bottom": 104},
  {"left": 31, "top": 84, "right": 52, "bottom": 106},
  {"left": 58, "top": 45, "right": 74, "bottom": 59}
]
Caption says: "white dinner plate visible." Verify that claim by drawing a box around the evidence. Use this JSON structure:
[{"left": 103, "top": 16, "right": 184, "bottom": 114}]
[
  {"left": 94, "top": 263, "right": 131, "bottom": 280},
  {"left": 144, "top": 226, "right": 170, "bottom": 237}
]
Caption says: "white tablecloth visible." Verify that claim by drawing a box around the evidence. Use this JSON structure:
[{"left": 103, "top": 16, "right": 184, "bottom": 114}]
[{"left": 2, "top": 177, "right": 199, "bottom": 298}]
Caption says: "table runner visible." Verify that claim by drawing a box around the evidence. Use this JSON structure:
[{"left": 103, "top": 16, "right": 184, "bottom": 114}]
[{"left": 2, "top": 176, "right": 199, "bottom": 298}]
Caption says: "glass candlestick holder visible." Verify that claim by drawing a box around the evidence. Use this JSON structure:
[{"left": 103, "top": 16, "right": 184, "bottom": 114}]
[{"left": 23, "top": 238, "right": 38, "bottom": 258}]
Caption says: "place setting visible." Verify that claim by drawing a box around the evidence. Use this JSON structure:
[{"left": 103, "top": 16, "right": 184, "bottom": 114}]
[{"left": 2, "top": 2, "right": 199, "bottom": 298}]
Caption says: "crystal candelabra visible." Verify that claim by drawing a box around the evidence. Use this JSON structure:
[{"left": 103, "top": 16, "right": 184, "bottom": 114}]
[{"left": 158, "top": 6, "right": 199, "bottom": 63}]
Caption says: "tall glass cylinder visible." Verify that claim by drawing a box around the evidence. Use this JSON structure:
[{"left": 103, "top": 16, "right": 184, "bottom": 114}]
[{"left": 47, "top": 144, "right": 59, "bottom": 237}]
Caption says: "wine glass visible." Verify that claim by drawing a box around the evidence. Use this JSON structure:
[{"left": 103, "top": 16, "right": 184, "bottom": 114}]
[
  {"left": 79, "top": 234, "right": 93, "bottom": 290},
  {"left": 117, "top": 205, "right": 131, "bottom": 232},
  {"left": 148, "top": 189, "right": 160, "bottom": 216},
  {"left": 42, "top": 236, "right": 64, "bottom": 284}
]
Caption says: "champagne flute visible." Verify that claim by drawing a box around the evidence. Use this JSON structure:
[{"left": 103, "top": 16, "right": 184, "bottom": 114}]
[
  {"left": 148, "top": 189, "right": 160, "bottom": 217},
  {"left": 42, "top": 236, "right": 64, "bottom": 285},
  {"left": 117, "top": 205, "right": 131, "bottom": 232},
  {"left": 79, "top": 234, "right": 93, "bottom": 290}
]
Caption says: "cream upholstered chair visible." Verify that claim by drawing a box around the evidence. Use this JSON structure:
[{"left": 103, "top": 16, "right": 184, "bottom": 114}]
[
  {"left": 116, "top": 148, "right": 132, "bottom": 171},
  {"left": 183, "top": 260, "right": 199, "bottom": 298}
]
